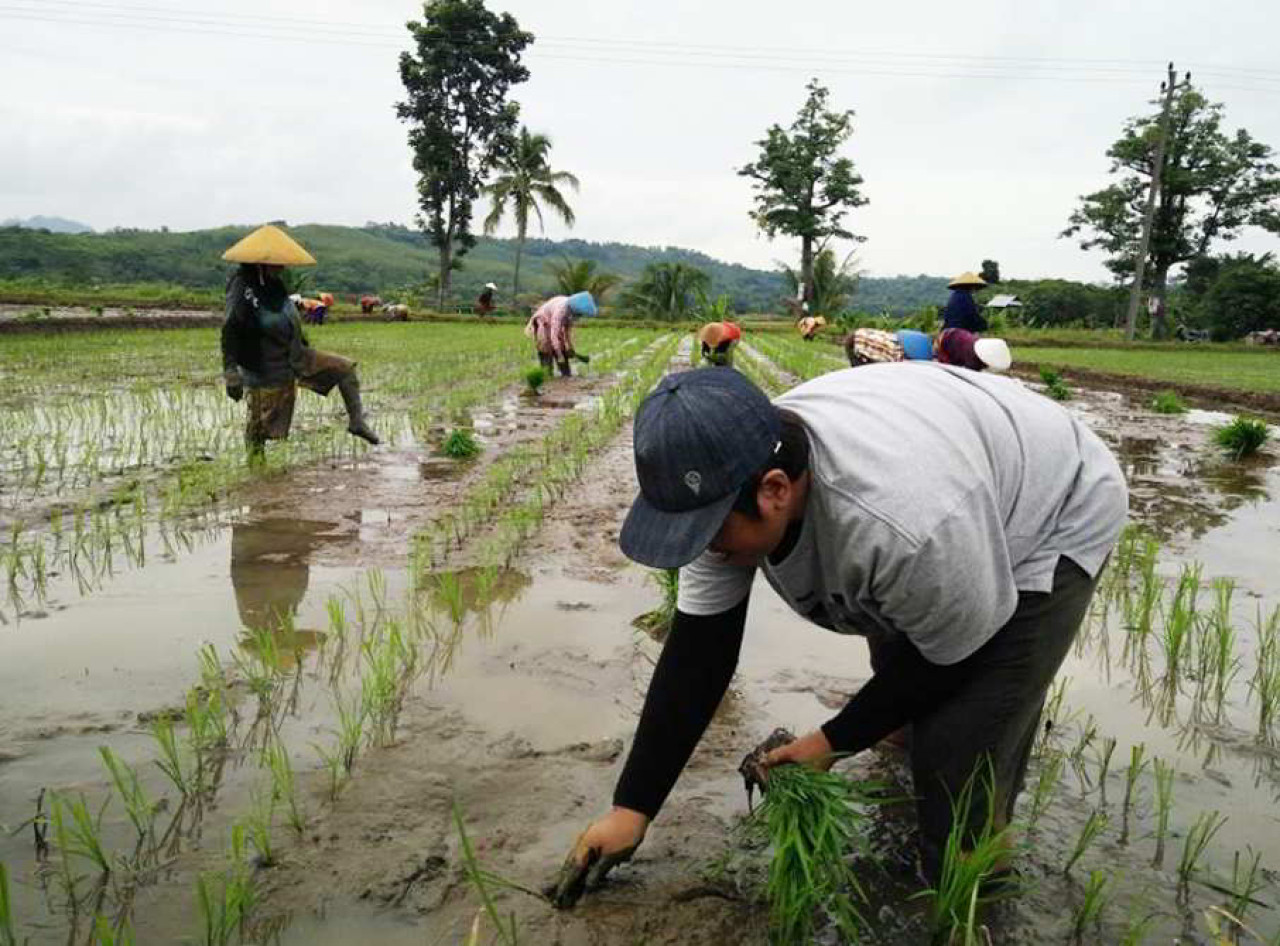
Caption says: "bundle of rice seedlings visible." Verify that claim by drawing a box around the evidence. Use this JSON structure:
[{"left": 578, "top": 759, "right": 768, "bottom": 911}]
[
  {"left": 747, "top": 761, "right": 882, "bottom": 944},
  {"left": 1213, "top": 416, "right": 1269, "bottom": 459}
]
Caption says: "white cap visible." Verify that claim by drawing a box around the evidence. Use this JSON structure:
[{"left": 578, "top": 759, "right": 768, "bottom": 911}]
[
  {"left": 974, "top": 337, "right": 1012, "bottom": 372},
  {"left": 289, "top": 293, "right": 302, "bottom": 303},
  {"left": 484, "top": 282, "right": 497, "bottom": 290}
]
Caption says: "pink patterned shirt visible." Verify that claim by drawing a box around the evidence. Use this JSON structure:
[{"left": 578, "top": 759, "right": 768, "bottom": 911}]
[{"left": 526, "top": 296, "right": 574, "bottom": 358}]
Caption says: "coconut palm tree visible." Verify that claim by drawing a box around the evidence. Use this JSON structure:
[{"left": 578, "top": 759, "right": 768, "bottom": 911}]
[
  {"left": 483, "top": 128, "right": 579, "bottom": 299},
  {"left": 620, "top": 262, "right": 710, "bottom": 320},
  {"left": 781, "top": 247, "right": 860, "bottom": 318},
  {"left": 546, "top": 258, "right": 623, "bottom": 304}
]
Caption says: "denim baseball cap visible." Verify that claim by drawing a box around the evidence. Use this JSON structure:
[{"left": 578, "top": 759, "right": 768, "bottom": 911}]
[{"left": 620, "top": 368, "right": 781, "bottom": 569}]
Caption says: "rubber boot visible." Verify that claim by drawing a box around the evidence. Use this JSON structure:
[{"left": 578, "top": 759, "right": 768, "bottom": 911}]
[{"left": 337, "top": 374, "right": 380, "bottom": 445}]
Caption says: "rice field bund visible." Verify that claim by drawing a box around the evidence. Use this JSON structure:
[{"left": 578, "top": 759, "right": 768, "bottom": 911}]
[{"left": 2, "top": 321, "right": 1279, "bottom": 945}]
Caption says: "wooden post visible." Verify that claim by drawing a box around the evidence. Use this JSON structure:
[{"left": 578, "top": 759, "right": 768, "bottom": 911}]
[{"left": 1124, "top": 63, "right": 1179, "bottom": 341}]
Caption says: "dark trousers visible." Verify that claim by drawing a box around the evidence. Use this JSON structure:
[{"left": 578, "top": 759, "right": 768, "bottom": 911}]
[
  {"left": 876, "top": 557, "right": 1099, "bottom": 880},
  {"left": 538, "top": 352, "right": 571, "bottom": 377}
]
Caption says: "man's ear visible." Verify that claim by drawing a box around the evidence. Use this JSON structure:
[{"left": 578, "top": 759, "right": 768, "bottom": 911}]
[{"left": 757, "top": 469, "right": 791, "bottom": 512}]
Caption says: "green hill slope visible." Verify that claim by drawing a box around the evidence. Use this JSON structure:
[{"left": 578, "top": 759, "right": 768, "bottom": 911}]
[{"left": 0, "top": 222, "right": 950, "bottom": 313}]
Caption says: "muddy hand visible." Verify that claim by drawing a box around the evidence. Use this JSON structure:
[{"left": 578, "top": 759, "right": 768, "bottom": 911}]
[
  {"left": 737, "top": 727, "right": 796, "bottom": 811},
  {"left": 544, "top": 808, "right": 647, "bottom": 909}
]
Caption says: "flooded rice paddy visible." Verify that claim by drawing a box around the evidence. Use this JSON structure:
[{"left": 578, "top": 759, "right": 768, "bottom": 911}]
[{"left": 2, "top": 323, "right": 1279, "bottom": 944}]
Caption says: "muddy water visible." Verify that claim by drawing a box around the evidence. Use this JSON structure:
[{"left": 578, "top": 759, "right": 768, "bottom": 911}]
[{"left": 4, "top": 373, "right": 1280, "bottom": 944}]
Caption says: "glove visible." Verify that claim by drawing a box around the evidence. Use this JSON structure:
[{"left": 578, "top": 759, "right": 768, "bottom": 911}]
[
  {"left": 225, "top": 383, "right": 243, "bottom": 402},
  {"left": 737, "top": 727, "right": 796, "bottom": 812},
  {"left": 544, "top": 809, "right": 647, "bottom": 909}
]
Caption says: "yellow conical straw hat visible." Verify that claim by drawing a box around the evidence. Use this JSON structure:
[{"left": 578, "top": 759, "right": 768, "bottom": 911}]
[
  {"left": 947, "top": 271, "right": 986, "bottom": 290},
  {"left": 222, "top": 225, "right": 316, "bottom": 266}
]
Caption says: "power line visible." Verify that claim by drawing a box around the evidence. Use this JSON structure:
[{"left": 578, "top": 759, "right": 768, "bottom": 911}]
[{"left": 3, "top": 3, "right": 1280, "bottom": 94}]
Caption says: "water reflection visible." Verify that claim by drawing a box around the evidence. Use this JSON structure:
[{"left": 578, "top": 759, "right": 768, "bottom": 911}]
[{"left": 230, "top": 516, "right": 344, "bottom": 665}]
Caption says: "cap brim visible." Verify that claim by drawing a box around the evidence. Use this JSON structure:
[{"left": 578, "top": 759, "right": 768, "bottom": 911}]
[{"left": 619, "top": 488, "right": 737, "bottom": 569}]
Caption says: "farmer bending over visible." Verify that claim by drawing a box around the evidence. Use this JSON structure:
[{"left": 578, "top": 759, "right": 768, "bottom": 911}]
[
  {"left": 549, "top": 364, "right": 1126, "bottom": 904},
  {"left": 526, "top": 291, "right": 597, "bottom": 377},
  {"left": 221, "top": 225, "right": 379, "bottom": 459},
  {"left": 697, "top": 321, "right": 741, "bottom": 367}
]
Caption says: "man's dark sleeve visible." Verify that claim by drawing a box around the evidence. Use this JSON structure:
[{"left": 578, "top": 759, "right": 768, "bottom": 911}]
[
  {"left": 613, "top": 597, "right": 749, "bottom": 818},
  {"left": 221, "top": 279, "right": 249, "bottom": 375},
  {"left": 820, "top": 632, "right": 977, "bottom": 753}
]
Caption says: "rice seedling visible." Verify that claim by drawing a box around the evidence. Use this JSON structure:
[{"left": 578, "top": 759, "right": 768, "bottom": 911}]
[
  {"left": 442, "top": 428, "right": 481, "bottom": 460},
  {"left": 1034, "top": 675, "right": 1074, "bottom": 760},
  {"left": 1117, "top": 892, "right": 1157, "bottom": 946},
  {"left": 1026, "top": 750, "right": 1064, "bottom": 834},
  {"left": 360, "top": 619, "right": 418, "bottom": 747},
  {"left": 1063, "top": 809, "right": 1108, "bottom": 875},
  {"left": 1150, "top": 390, "right": 1187, "bottom": 414},
  {"left": 916, "top": 761, "right": 1016, "bottom": 946},
  {"left": 1071, "top": 869, "right": 1115, "bottom": 943},
  {"left": 1175, "top": 809, "right": 1228, "bottom": 903},
  {"left": 89, "top": 915, "right": 135, "bottom": 946},
  {"left": 1039, "top": 367, "right": 1073, "bottom": 401},
  {"left": 99, "top": 748, "right": 158, "bottom": 866},
  {"left": 1151, "top": 757, "right": 1176, "bottom": 869},
  {"left": 240, "top": 790, "right": 276, "bottom": 869},
  {"left": 1214, "top": 847, "right": 1267, "bottom": 930},
  {"left": 1252, "top": 604, "right": 1280, "bottom": 743},
  {"left": 633, "top": 568, "right": 679, "bottom": 639},
  {"left": 1213, "top": 416, "right": 1269, "bottom": 459},
  {"left": 195, "top": 858, "right": 256, "bottom": 946},
  {"left": 1118, "top": 743, "right": 1148, "bottom": 846},
  {"left": 264, "top": 740, "right": 305, "bottom": 838},
  {"left": 1067, "top": 715, "right": 1098, "bottom": 794},
  {"left": 52, "top": 792, "right": 112, "bottom": 878},
  {"left": 1094, "top": 736, "right": 1117, "bottom": 807},
  {"left": 315, "top": 687, "right": 366, "bottom": 798},
  {"left": 452, "top": 801, "right": 522, "bottom": 946},
  {"left": 0, "top": 861, "right": 18, "bottom": 946},
  {"left": 1162, "top": 563, "right": 1201, "bottom": 682}
]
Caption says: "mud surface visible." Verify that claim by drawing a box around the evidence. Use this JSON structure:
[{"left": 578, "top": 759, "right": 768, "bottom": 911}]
[{"left": 3, "top": 359, "right": 1280, "bottom": 944}]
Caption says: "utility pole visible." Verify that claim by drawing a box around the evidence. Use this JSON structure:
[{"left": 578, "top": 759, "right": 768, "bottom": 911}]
[{"left": 1124, "top": 62, "right": 1179, "bottom": 341}]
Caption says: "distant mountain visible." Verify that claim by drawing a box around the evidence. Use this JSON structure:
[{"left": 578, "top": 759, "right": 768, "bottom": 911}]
[
  {"left": 2, "top": 215, "right": 94, "bottom": 234},
  {"left": 0, "top": 221, "right": 950, "bottom": 314}
]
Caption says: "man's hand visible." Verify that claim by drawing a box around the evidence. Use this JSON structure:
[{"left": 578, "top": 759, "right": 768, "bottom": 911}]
[
  {"left": 225, "top": 382, "right": 243, "bottom": 402},
  {"left": 544, "top": 807, "right": 648, "bottom": 909},
  {"left": 764, "top": 728, "right": 836, "bottom": 771}
]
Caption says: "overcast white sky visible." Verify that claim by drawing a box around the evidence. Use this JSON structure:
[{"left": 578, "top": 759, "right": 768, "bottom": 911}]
[{"left": 3, "top": 0, "right": 1279, "bottom": 280}]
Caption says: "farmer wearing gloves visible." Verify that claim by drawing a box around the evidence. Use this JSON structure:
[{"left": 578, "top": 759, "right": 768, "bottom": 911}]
[
  {"left": 942, "top": 271, "right": 989, "bottom": 332},
  {"left": 221, "top": 225, "right": 379, "bottom": 458},
  {"left": 549, "top": 364, "right": 1126, "bottom": 905},
  {"left": 526, "top": 291, "right": 597, "bottom": 377}
]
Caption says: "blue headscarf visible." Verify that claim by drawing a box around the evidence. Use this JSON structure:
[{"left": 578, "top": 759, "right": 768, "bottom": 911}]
[
  {"left": 896, "top": 329, "right": 934, "bottom": 361},
  {"left": 567, "top": 292, "right": 598, "bottom": 317}
]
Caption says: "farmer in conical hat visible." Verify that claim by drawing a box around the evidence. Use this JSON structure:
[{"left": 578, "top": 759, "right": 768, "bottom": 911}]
[
  {"left": 476, "top": 282, "right": 498, "bottom": 318},
  {"left": 942, "top": 271, "right": 988, "bottom": 333},
  {"left": 525, "top": 291, "right": 597, "bottom": 377},
  {"left": 220, "top": 225, "right": 379, "bottom": 457}
]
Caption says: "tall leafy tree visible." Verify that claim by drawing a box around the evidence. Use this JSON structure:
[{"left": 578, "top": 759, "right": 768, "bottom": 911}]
[
  {"left": 396, "top": 1, "right": 533, "bottom": 308},
  {"left": 980, "top": 259, "right": 1001, "bottom": 285},
  {"left": 620, "top": 262, "right": 710, "bottom": 320},
  {"left": 483, "top": 128, "right": 579, "bottom": 299},
  {"left": 739, "top": 80, "right": 868, "bottom": 300},
  {"left": 1062, "top": 83, "right": 1280, "bottom": 337},
  {"left": 546, "top": 257, "right": 621, "bottom": 303}
]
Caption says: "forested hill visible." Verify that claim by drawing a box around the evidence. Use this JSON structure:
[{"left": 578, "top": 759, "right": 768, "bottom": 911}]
[{"left": 0, "top": 222, "right": 950, "bottom": 313}]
